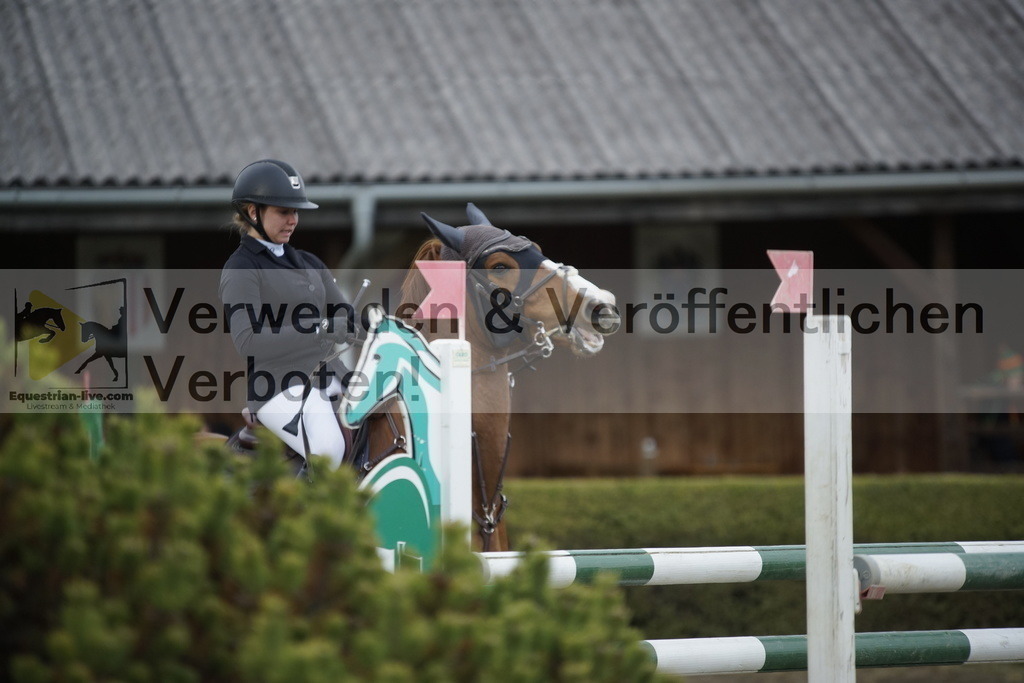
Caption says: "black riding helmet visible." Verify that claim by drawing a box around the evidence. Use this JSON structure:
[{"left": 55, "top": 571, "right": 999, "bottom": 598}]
[{"left": 231, "top": 159, "right": 318, "bottom": 239}]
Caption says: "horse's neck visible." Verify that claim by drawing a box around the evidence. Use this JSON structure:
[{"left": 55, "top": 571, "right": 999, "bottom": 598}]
[
  {"left": 412, "top": 315, "right": 512, "bottom": 428},
  {"left": 470, "top": 353, "right": 510, "bottom": 404}
]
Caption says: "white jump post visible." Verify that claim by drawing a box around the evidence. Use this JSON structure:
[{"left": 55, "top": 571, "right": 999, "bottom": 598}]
[
  {"left": 804, "top": 314, "right": 855, "bottom": 681},
  {"left": 434, "top": 339, "right": 473, "bottom": 544},
  {"left": 418, "top": 259, "right": 474, "bottom": 548}
]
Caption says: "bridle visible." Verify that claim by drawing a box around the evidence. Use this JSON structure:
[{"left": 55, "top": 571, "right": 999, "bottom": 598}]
[
  {"left": 460, "top": 235, "right": 580, "bottom": 550},
  {"left": 463, "top": 231, "right": 576, "bottom": 357}
]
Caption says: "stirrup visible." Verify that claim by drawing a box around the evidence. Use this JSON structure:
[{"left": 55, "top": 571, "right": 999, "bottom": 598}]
[
  {"left": 227, "top": 408, "right": 261, "bottom": 454},
  {"left": 226, "top": 425, "right": 259, "bottom": 454}
]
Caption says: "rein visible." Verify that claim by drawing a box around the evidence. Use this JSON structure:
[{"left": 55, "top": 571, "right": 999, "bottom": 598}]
[
  {"left": 472, "top": 323, "right": 554, "bottom": 375},
  {"left": 472, "top": 430, "right": 512, "bottom": 550}
]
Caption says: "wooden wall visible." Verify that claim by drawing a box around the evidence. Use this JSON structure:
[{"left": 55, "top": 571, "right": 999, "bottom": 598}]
[
  {"left": 503, "top": 328, "right": 949, "bottom": 477},
  {"left": 507, "top": 412, "right": 945, "bottom": 476}
]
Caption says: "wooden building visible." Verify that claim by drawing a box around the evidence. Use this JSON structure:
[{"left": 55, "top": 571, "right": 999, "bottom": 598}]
[{"left": 2, "top": 0, "right": 1023, "bottom": 474}]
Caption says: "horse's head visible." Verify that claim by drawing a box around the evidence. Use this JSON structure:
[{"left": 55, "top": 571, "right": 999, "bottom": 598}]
[
  {"left": 79, "top": 321, "right": 93, "bottom": 343},
  {"left": 51, "top": 309, "right": 66, "bottom": 332},
  {"left": 340, "top": 307, "right": 441, "bottom": 427},
  {"left": 418, "top": 204, "right": 620, "bottom": 356}
]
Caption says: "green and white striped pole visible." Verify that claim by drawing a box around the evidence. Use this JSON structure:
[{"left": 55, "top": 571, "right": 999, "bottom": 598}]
[
  {"left": 643, "top": 628, "right": 1024, "bottom": 676},
  {"left": 477, "top": 541, "right": 1024, "bottom": 587},
  {"left": 856, "top": 552, "right": 1024, "bottom": 594}
]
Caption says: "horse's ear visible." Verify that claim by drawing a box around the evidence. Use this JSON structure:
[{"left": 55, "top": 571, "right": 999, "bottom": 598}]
[
  {"left": 421, "top": 213, "right": 464, "bottom": 253},
  {"left": 466, "top": 202, "right": 493, "bottom": 226}
]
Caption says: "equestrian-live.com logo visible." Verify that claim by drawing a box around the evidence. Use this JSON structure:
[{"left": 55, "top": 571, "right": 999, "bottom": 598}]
[{"left": 11, "top": 277, "right": 133, "bottom": 407}]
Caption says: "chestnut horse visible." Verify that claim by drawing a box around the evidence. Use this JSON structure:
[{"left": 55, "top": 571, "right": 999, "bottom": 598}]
[{"left": 360, "top": 204, "right": 620, "bottom": 551}]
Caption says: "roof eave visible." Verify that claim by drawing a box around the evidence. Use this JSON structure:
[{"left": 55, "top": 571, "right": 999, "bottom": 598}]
[{"left": 2, "top": 169, "right": 1023, "bottom": 209}]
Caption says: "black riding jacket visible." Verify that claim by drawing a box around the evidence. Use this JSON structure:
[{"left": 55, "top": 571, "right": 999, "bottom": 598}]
[{"left": 219, "top": 235, "right": 349, "bottom": 412}]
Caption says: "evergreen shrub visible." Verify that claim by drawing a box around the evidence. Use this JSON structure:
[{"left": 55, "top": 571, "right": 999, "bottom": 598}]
[{"left": 0, "top": 413, "right": 658, "bottom": 682}]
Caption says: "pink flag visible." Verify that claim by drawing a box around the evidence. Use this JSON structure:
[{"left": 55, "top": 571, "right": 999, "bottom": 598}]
[
  {"left": 413, "top": 260, "right": 466, "bottom": 324},
  {"left": 768, "top": 250, "right": 814, "bottom": 313}
]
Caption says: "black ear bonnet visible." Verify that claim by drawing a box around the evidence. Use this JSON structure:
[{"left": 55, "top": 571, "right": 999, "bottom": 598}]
[
  {"left": 420, "top": 206, "right": 552, "bottom": 349},
  {"left": 443, "top": 225, "right": 542, "bottom": 270},
  {"left": 420, "top": 206, "right": 546, "bottom": 273}
]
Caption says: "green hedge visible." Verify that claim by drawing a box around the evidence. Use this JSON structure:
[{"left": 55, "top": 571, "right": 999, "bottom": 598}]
[
  {"left": 0, "top": 413, "right": 658, "bottom": 682},
  {"left": 504, "top": 476, "right": 1024, "bottom": 639}
]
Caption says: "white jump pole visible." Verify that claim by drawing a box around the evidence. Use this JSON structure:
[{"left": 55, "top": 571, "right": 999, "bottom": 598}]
[{"left": 804, "top": 314, "right": 855, "bottom": 682}]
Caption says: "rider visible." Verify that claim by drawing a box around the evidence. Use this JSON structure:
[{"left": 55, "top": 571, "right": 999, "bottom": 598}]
[{"left": 219, "top": 159, "right": 353, "bottom": 470}]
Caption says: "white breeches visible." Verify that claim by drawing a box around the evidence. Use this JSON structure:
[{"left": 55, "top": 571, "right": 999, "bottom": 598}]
[{"left": 257, "top": 377, "right": 346, "bottom": 469}]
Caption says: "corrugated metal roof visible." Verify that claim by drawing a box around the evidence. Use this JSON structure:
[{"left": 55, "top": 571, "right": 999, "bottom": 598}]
[{"left": 2, "top": 0, "right": 1022, "bottom": 187}]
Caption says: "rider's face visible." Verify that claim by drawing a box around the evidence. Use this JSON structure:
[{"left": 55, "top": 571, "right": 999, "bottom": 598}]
[{"left": 249, "top": 205, "right": 299, "bottom": 244}]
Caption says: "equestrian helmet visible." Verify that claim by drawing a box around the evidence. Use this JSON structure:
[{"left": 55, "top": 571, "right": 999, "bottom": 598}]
[{"left": 231, "top": 159, "right": 319, "bottom": 210}]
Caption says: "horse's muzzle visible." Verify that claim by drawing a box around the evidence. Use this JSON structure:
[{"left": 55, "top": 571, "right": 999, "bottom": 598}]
[
  {"left": 584, "top": 296, "right": 621, "bottom": 336},
  {"left": 566, "top": 291, "right": 620, "bottom": 356}
]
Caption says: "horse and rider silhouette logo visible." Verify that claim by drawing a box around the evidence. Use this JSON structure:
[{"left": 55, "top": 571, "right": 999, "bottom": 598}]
[{"left": 13, "top": 278, "right": 127, "bottom": 384}]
